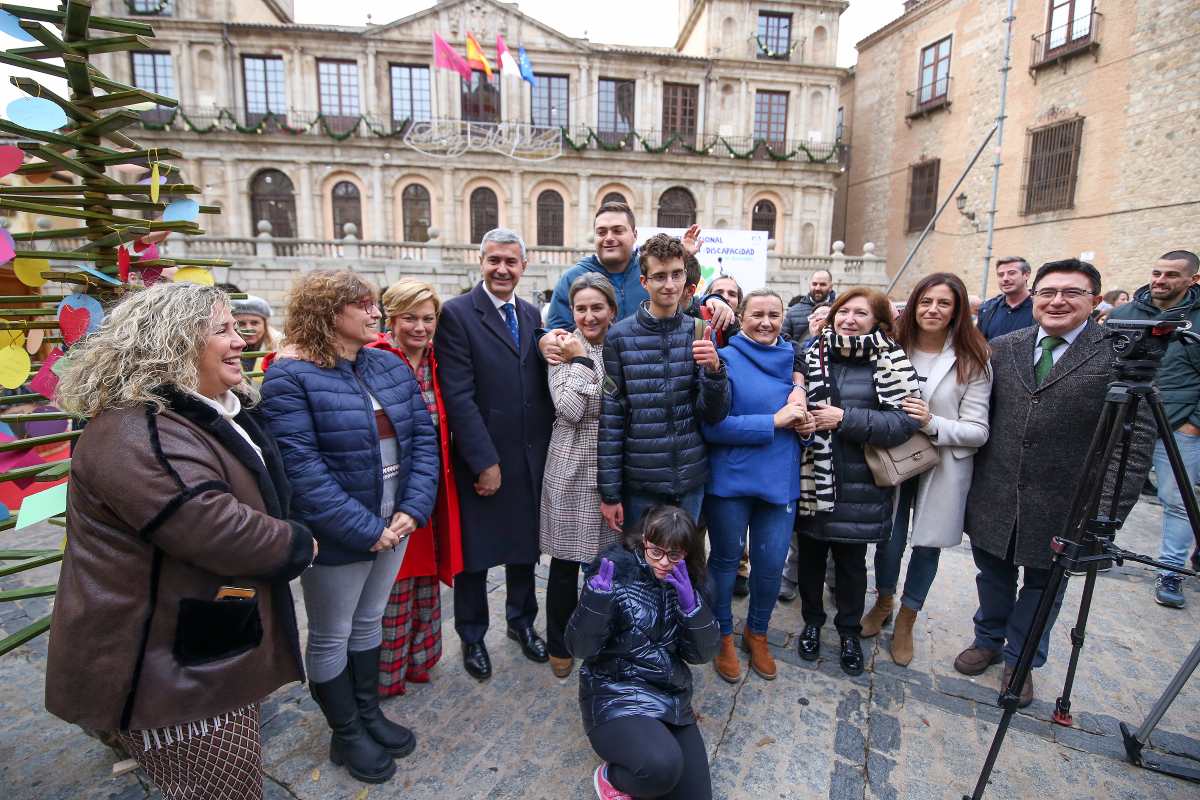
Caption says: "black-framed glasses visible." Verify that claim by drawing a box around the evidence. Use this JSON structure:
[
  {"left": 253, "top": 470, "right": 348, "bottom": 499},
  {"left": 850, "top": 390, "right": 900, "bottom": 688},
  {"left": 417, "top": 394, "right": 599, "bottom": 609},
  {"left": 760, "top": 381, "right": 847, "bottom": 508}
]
[
  {"left": 1032, "top": 287, "right": 1094, "bottom": 300},
  {"left": 644, "top": 544, "right": 686, "bottom": 564}
]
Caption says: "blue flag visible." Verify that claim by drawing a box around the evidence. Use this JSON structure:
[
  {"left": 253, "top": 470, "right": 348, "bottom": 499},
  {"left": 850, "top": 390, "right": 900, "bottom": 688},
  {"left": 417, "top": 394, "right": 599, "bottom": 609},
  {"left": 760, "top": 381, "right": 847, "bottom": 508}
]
[{"left": 518, "top": 47, "right": 537, "bottom": 87}]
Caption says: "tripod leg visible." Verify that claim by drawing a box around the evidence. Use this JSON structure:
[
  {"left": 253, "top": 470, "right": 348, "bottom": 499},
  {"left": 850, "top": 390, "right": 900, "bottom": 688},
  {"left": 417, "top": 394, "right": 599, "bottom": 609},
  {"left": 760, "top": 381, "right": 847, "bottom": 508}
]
[
  {"left": 1119, "top": 636, "right": 1200, "bottom": 782},
  {"left": 1148, "top": 396, "right": 1200, "bottom": 554},
  {"left": 1052, "top": 564, "right": 1097, "bottom": 726}
]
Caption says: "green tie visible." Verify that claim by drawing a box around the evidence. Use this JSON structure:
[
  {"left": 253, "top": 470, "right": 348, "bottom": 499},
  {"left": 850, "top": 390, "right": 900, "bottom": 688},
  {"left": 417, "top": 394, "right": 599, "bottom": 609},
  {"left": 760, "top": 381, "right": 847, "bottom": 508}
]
[{"left": 1035, "top": 335, "right": 1065, "bottom": 385}]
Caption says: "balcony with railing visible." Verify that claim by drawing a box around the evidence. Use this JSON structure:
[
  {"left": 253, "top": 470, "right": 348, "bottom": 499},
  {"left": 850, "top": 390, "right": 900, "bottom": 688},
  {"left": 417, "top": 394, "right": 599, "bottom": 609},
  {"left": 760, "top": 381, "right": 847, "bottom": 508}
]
[
  {"left": 906, "top": 76, "right": 953, "bottom": 120},
  {"left": 1031, "top": 10, "right": 1102, "bottom": 72}
]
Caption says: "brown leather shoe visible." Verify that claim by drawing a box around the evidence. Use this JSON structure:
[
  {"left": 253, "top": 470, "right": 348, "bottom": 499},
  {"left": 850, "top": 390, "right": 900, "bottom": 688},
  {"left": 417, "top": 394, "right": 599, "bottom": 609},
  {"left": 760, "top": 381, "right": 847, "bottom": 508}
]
[
  {"left": 1001, "top": 665, "right": 1034, "bottom": 708},
  {"left": 549, "top": 655, "right": 574, "bottom": 679},
  {"left": 953, "top": 645, "right": 1003, "bottom": 676},
  {"left": 890, "top": 606, "right": 917, "bottom": 667},
  {"left": 714, "top": 634, "right": 741, "bottom": 683},
  {"left": 741, "top": 630, "right": 777, "bottom": 680},
  {"left": 860, "top": 593, "right": 895, "bottom": 638}
]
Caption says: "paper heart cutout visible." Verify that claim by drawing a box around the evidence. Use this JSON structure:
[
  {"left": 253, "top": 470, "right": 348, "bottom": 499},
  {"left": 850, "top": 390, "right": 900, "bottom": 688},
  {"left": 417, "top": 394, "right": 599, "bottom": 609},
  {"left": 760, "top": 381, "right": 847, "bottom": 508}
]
[
  {"left": 173, "top": 267, "right": 214, "bottom": 286},
  {"left": 0, "top": 145, "right": 22, "bottom": 178},
  {"left": 59, "top": 305, "right": 90, "bottom": 345},
  {"left": 141, "top": 266, "right": 164, "bottom": 286},
  {"left": 25, "top": 168, "right": 51, "bottom": 184},
  {"left": 140, "top": 230, "right": 171, "bottom": 245},
  {"left": 26, "top": 405, "right": 68, "bottom": 437},
  {"left": 6, "top": 97, "right": 68, "bottom": 132},
  {"left": 0, "top": 330, "right": 22, "bottom": 348},
  {"left": 0, "top": 228, "right": 13, "bottom": 265},
  {"left": 30, "top": 349, "right": 62, "bottom": 400},
  {"left": 24, "top": 328, "right": 43, "bottom": 355},
  {"left": 0, "top": 10, "right": 36, "bottom": 42},
  {"left": 13, "top": 257, "right": 48, "bottom": 287},
  {"left": 76, "top": 265, "right": 121, "bottom": 286},
  {"left": 136, "top": 243, "right": 160, "bottom": 262},
  {"left": 162, "top": 199, "right": 199, "bottom": 223},
  {"left": 0, "top": 344, "right": 31, "bottom": 390}
]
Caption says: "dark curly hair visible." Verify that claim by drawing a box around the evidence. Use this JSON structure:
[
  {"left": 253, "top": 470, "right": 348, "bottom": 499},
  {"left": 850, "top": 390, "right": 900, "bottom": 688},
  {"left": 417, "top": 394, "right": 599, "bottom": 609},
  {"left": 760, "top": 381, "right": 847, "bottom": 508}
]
[
  {"left": 621, "top": 504, "right": 707, "bottom": 588},
  {"left": 638, "top": 233, "right": 686, "bottom": 277}
]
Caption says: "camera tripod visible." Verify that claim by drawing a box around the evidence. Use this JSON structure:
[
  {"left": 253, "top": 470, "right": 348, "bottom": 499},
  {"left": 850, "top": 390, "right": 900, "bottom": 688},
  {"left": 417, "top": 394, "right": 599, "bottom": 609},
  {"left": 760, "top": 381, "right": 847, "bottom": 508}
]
[{"left": 966, "top": 320, "right": 1200, "bottom": 799}]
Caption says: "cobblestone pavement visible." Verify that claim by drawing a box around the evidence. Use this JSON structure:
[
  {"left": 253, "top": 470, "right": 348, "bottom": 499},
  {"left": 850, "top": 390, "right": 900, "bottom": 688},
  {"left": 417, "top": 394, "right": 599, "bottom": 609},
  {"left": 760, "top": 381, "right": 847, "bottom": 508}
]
[{"left": 1, "top": 500, "right": 1197, "bottom": 799}]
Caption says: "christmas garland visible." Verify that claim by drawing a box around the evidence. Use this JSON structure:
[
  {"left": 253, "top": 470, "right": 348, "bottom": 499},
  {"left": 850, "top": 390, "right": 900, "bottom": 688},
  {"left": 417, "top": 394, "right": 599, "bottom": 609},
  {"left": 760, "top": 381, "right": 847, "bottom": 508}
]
[
  {"left": 560, "top": 126, "right": 838, "bottom": 163},
  {"left": 754, "top": 35, "right": 801, "bottom": 59},
  {"left": 139, "top": 108, "right": 412, "bottom": 142}
]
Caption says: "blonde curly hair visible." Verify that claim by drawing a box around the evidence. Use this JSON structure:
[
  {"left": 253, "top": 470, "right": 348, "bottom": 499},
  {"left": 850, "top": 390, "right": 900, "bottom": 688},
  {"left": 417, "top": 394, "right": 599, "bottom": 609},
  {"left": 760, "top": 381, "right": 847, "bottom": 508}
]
[
  {"left": 283, "top": 270, "right": 376, "bottom": 369},
  {"left": 55, "top": 282, "right": 254, "bottom": 418}
]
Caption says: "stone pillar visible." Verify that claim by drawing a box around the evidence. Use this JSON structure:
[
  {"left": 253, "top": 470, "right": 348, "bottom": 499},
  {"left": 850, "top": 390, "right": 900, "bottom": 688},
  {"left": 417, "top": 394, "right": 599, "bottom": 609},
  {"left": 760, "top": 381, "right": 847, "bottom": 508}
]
[
  {"left": 509, "top": 170, "right": 523, "bottom": 237},
  {"left": 738, "top": 78, "right": 749, "bottom": 138},
  {"left": 289, "top": 46, "right": 308, "bottom": 114},
  {"left": 701, "top": 178, "right": 715, "bottom": 227},
  {"left": 364, "top": 49, "right": 377, "bottom": 128},
  {"left": 577, "top": 62, "right": 591, "bottom": 129},
  {"left": 178, "top": 42, "right": 194, "bottom": 109},
  {"left": 224, "top": 159, "right": 246, "bottom": 236},
  {"left": 442, "top": 167, "right": 457, "bottom": 241},
  {"left": 369, "top": 163, "right": 385, "bottom": 240},
  {"left": 577, "top": 173, "right": 591, "bottom": 247},
  {"left": 789, "top": 185, "right": 805, "bottom": 254},
  {"left": 297, "top": 162, "right": 315, "bottom": 238},
  {"left": 255, "top": 220, "right": 275, "bottom": 257},
  {"left": 732, "top": 180, "right": 745, "bottom": 228},
  {"left": 642, "top": 178, "right": 654, "bottom": 226}
]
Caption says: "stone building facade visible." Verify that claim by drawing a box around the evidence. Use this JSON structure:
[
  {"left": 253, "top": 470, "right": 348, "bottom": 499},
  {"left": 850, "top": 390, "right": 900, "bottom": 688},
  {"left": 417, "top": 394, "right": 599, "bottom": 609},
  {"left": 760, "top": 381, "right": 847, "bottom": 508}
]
[
  {"left": 833, "top": 0, "right": 1199, "bottom": 298},
  {"left": 90, "top": 0, "right": 852, "bottom": 270}
]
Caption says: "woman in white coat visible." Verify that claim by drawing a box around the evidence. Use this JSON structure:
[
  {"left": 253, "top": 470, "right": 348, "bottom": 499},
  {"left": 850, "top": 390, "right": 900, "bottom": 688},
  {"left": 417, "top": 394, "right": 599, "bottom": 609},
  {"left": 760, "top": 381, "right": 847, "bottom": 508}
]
[{"left": 861, "top": 272, "right": 992, "bottom": 666}]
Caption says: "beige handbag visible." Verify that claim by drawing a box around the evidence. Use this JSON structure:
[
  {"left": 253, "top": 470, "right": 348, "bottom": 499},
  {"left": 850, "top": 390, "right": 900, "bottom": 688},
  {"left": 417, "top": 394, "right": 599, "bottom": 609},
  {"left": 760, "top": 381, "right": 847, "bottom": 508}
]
[{"left": 864, "top": 432, "right": 940, "bottom": 487}]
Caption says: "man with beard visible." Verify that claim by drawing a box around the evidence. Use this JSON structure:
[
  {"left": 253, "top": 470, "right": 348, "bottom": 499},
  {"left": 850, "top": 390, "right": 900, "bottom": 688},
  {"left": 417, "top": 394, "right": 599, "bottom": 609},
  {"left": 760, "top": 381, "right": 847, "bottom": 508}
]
[
  {"left": 976, "top": 257, "right": 1034, "bottom": 340},
  {"left": 1108, "top": 250, "right": 1200, "bottom": 608},
  {"left": 782, "top": 270, "right": 835, "bottom": 341}
]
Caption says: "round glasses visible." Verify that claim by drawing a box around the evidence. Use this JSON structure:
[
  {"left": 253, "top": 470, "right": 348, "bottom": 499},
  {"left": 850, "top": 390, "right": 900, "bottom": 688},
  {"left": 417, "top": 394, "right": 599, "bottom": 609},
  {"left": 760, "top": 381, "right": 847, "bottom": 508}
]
[{"left": 644, "top": 544, "right": 686, "bottom": 564}]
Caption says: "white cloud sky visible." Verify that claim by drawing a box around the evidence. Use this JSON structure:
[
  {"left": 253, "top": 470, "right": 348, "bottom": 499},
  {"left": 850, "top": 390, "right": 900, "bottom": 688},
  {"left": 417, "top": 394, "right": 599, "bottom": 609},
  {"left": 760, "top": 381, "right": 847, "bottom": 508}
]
[{"left": 0, "top": 1, "right": 908, "bottom": 107}]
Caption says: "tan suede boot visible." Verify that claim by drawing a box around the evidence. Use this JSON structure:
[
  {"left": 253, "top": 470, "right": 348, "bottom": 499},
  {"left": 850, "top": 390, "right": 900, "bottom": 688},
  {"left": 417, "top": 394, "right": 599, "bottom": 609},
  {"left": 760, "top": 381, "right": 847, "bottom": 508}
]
[
  {"left": 741, "top": 630, "right": 777, "bottom": 680},
  {"left": 713, "top": 634, "right": 741, "bottom": 683},
  {"left": 890, "top": 606, "right": 917, "bottom": 666},
  {"left": 860, "top": 593, "right": 895, "bottom": 638}
]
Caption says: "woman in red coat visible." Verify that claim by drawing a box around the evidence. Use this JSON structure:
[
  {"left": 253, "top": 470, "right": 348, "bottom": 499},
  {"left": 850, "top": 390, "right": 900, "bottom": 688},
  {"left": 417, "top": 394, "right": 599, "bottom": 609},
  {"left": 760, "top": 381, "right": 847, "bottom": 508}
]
[{"left": 368, "top": 278, "right": 464, "bottom": 696}]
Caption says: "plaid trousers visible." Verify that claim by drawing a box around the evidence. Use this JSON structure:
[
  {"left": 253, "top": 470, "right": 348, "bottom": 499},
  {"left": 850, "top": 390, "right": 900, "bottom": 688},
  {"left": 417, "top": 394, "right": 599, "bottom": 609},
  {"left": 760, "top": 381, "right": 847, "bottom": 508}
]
[{"left": 378, "top": 575, "right": 442, "bottom": 696}]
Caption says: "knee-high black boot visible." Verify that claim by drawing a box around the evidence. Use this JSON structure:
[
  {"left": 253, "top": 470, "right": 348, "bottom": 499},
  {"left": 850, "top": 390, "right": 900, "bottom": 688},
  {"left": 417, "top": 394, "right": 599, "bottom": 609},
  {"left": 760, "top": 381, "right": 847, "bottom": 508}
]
[
  {"left": 309, "top": 665, "right": 396, "bottom": 783},
  {"left": 347, "top": 647, "right": 417, "bottom": 758}
]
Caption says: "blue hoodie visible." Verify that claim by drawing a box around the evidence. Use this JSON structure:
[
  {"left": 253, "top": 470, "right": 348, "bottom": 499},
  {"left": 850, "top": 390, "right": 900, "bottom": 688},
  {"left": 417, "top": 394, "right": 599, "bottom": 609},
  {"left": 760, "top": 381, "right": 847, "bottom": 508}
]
[
  {"left": 701, "top": 334, "right": 805, "bottom": 505},
  {"left": 546, "top": 250, "right": 649, "bottom": 331}
]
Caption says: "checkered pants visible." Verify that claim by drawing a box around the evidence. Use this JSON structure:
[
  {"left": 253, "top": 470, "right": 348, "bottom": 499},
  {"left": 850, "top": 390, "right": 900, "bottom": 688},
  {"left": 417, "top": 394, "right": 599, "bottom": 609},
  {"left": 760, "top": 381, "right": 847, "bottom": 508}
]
[
  {"left": 115, "top": 704, "right": 262, "bottom": 800},
  {"left": 378, "top": 575, "right": 442, "bottom": 696}
]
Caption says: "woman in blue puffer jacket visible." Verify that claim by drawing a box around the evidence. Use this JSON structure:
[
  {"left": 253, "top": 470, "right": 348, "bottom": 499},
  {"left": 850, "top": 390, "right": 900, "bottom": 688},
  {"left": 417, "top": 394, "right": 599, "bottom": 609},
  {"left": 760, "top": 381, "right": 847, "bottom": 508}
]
[
  {"left": 702, "top": 289, "right": 815, "bottom": 685},
  {"left": 261, "top": 270, "right": 438, "bottom": 786},
  {"left": 566, "top": 505, "right": 720, "bottom": 800}
]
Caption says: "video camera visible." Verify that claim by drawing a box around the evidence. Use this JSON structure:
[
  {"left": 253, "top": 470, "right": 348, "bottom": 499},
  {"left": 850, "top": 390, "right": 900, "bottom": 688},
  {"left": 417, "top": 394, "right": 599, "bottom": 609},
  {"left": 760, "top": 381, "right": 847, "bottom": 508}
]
[{"left": 1103, "top": 318, "right": 1200, "bottom": 380}]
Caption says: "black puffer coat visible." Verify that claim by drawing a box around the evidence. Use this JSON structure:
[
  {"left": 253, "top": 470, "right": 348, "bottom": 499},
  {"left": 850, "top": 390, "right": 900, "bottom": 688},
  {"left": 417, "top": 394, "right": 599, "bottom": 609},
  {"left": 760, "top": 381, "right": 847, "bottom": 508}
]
[
  {"left": 598, "top": 303, "right": 731, "bottom": 503},
  {"left": 797, "top": 353, "right": 918, "bottom": 544},
  {"left": 565, "top": 544, "right": 720, "bottom": 733}
]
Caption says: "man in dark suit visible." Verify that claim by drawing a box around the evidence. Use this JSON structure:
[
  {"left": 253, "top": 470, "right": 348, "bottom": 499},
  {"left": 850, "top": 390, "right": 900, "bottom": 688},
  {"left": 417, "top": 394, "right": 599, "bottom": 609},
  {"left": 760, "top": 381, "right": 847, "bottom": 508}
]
[
  {"left": 956, "top": 259, "right": 1153, "bottom": 707},
  {"left": 435, "top": 228, "right": 554, "bottom": 680}
]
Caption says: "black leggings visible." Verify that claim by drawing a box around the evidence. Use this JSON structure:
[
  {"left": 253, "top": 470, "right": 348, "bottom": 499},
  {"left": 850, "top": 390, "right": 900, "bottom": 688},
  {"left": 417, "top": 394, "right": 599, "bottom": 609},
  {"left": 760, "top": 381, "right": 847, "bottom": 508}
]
[
  {"left": 587, "top": 716, "right": 712, "bottom": 799},
  {"left": 546, "top": 557, "right": 582, "bottom": 659},
  {"left": 795, "top": 534, "right": 869, "bottom": 637}
]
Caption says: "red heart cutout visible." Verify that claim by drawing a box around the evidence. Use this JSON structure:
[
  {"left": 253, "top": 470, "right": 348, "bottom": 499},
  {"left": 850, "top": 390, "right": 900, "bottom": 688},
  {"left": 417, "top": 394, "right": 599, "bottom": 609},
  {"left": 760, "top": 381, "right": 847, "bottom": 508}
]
[
  {"left": 141, "top": 266, "right": 163, "bottom": 286},
  {"left": 29, "top": 347, "right": 62, "bottom": 399},
  {"left": 117, "top": 246, "right": 131, "bottom": 282},
  {"left": 0, "top": 145, "right": 22, "bottom": 178},
  {"left": 59, "top": 305, "right": 90, "bottom": 345},
  {"left": 136, "top": 243, "right": 159, "bottom": 262}
]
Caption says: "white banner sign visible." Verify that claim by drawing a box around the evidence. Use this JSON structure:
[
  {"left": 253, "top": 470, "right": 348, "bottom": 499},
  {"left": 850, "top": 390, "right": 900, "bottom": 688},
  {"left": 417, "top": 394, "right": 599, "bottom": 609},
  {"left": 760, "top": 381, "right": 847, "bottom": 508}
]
[{"left": 637, "top": 228, "right": 769, "bottom": 294}]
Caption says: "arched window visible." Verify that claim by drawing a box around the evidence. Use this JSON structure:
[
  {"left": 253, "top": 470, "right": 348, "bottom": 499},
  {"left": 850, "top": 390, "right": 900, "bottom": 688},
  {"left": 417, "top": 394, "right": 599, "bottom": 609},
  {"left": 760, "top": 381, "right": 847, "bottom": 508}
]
[
  {"left": 751, "top": 199, "right": 777, "bottom": 239},
  {"left": 601, "top": 191, "right": 627, "bottom": 206},
  {"left": 249, "top": 169, "right": 296, "bottom": 238},
  {"left": 469, "top": 186, "right": 499, "bottom": 244},
  {"left": 536, "top": 190, "right": 564, "bottom": 246},
  {"left": 401, "top": 184, "right": 431, "bottom": 242},
  {"left": 331, "top": 180, "right": 362, "bottom": 239},
  {"left": 657, "top": 187, "right": 696, "bottom": 229}
]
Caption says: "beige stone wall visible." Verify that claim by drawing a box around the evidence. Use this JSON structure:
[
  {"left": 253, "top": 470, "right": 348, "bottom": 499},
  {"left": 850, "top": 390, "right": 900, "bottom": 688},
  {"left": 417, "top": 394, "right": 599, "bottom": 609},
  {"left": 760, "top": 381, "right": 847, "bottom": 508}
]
[{"left": 840, "top": 0, "right": 1200, "bottom": 300}]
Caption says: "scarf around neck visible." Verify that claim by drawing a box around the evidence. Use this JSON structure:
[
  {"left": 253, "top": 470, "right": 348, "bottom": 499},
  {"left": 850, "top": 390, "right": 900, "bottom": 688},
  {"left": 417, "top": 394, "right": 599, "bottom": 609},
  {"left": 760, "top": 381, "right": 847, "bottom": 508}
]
[{"left": 798, "top": 327, "right": 920, "bottom": 515}]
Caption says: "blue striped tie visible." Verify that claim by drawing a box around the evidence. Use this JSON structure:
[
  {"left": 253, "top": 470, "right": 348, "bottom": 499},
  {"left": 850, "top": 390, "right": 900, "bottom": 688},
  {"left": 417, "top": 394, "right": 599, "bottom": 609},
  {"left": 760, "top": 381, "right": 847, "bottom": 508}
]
[{"left": 501, "top": 302, "right": 519, "bottom": 346}]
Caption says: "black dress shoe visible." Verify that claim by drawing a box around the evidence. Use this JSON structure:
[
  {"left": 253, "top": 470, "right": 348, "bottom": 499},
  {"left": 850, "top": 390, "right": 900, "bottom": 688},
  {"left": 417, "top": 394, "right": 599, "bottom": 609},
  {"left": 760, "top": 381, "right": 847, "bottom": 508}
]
[
  {"left": 507, "top": 625, "right": 550, "bottom": 663},
  {"left": 462, "top": 641, "right": 492, "bottom": 681},
  {"left": 732, "top": 574, "right": 750, "bottom": 597},
  {"left": 840, "top": 636, "right": 864, "bottom": 676},
  {"left": 798, "top": 623, "right": 821, "bottom": 661}
]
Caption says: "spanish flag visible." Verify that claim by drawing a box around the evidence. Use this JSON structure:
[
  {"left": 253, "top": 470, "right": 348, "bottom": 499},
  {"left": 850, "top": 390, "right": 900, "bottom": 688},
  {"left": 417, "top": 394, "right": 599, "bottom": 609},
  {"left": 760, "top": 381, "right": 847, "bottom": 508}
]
[{"left": 465, "top": 32, "right": 493, "bottom": 79}]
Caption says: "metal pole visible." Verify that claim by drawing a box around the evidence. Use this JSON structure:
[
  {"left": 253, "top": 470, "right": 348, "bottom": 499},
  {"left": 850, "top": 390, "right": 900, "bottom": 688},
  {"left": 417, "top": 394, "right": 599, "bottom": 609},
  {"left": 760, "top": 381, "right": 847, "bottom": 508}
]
[
  {"left": 886, "top": 124, "right": 996, "bottom": 295},
  {"left": 980, "top": 0, "right": 1017, "bottom": 300}
]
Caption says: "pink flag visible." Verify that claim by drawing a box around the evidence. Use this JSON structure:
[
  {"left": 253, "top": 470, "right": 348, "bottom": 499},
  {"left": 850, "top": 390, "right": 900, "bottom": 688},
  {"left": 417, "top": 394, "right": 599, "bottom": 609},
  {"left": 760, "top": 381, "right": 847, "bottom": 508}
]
[
  {"left": 496, "top": 34, "right": 520, "bottom": 76},
  {"left": 433, "top": 33, "right": 471, "bottom": 81}
]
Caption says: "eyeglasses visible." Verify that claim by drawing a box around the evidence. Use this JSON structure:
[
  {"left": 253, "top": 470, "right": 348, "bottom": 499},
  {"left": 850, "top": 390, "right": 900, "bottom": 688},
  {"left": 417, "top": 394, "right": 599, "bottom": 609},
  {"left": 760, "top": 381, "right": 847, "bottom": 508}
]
[
  {"left": 645, "top": 269, "right": 687, "bottom": 286},
  {"left": 1032, "top": 288, "right": 1094, "bottom": 300},
  {"left": 644, "top": 544, "right": 686, "bottom": 564},
  {"left": 350, "top": 297, "right": 377, "bottom": 311}
]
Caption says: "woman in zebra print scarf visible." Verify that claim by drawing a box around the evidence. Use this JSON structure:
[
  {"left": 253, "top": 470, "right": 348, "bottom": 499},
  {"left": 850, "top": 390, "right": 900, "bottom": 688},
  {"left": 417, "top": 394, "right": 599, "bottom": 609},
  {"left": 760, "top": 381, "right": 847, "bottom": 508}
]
[{"left": 792, "top": 288, "right": 921, "bottom": 676}]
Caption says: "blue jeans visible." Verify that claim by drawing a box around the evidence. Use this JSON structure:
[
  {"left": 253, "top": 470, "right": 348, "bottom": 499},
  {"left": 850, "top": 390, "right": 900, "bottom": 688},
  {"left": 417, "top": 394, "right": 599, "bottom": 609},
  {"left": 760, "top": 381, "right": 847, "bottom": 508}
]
[
  {"left": 703, "top": 495, "right": 796, "bottom": 635},
  {"left": 624, "top": 487, "right": 705, "bottom": 531},
  {"left": 874, "top": 479, "right": 942, "bottom": 611},
  {"left": 1154, "top": 432, "right": 1200, "bottom": 576},
  {"left": 971, "top": 542, "right": 1067, "bottom": 669}
]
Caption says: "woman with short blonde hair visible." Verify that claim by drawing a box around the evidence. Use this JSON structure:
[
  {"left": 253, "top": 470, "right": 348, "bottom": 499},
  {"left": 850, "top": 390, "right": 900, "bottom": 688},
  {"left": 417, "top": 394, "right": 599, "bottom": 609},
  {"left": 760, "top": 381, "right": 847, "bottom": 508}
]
[
  {"left": 367, "top": 277, "right": 464, "bottom": 698},
  {"left": 47, "top": 282, "right": 315, "bottom": 800}
]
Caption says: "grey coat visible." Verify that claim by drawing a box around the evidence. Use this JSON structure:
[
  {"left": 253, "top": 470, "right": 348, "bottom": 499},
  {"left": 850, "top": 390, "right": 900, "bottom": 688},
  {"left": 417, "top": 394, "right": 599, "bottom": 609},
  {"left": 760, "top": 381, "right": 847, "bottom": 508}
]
[{"left": 964, "top": 323, "right": 1153, "bottom": 569}]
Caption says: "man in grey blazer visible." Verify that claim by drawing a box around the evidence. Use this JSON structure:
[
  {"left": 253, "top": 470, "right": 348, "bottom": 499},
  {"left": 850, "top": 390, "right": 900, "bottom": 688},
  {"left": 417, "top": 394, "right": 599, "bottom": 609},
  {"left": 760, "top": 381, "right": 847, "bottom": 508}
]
[{"left": 955, "top": 259, "right": 1154, "bottom": 707}]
